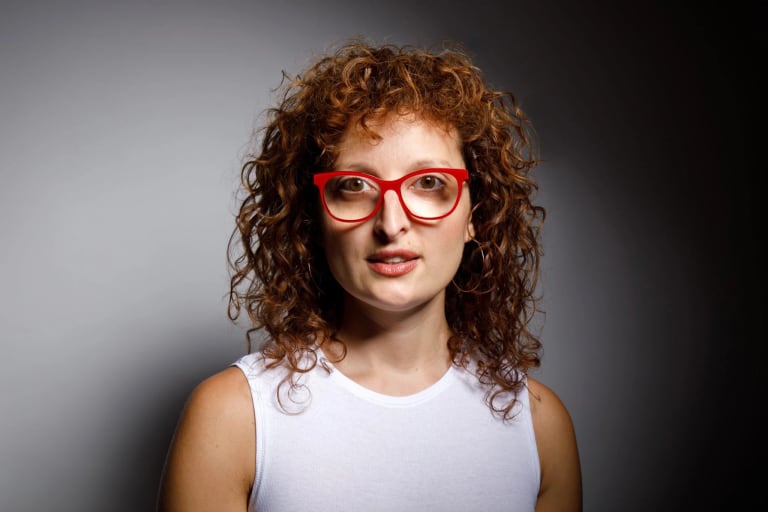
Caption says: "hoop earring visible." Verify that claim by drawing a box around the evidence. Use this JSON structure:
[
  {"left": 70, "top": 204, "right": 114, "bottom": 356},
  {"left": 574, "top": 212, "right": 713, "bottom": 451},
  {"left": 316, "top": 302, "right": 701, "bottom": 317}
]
[
  {"left": 451, "top": 238, "right": 489, "bottom": 294},
  {"left": 308, "top": 260, "right": 321, "bottom": 292}
]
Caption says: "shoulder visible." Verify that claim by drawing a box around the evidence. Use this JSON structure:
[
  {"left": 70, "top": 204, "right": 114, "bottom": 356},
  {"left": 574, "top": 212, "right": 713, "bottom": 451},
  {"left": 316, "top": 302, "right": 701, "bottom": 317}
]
[
  {"left": 526, "top": 376, "right": 583, "bottom": 512},
  {"left": 186, "top": 366, "right": 254, "bottom": 423},
  {"left": 157, "top": 366, "right": 255, "bottom": 511},
  {"left": 526, "top": 376, "right": 577, "bottom": 473},
  {"left": 526, "top": 376, "right": 573, "bottom": 432},
  {"left": 180, "top": 366, "right": 255, "bottom": 464}
]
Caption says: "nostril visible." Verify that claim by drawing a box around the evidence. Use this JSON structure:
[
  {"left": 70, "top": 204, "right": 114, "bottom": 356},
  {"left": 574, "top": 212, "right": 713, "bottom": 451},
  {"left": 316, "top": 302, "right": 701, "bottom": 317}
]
[{"left": 373, "top": 191, "right": 410, "bottom": 239}]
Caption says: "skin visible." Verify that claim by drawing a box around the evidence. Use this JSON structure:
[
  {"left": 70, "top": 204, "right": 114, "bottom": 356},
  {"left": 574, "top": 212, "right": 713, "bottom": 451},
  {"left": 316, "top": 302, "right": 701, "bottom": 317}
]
[
  {"left": 318, "top": 114, "right": 474, "bottom": 394},
  {"left": 320, "top": 114, "right": 474, "bottom": 317},
  {"left": 157, "top": 114, "right": 582, "bottom": 512}
]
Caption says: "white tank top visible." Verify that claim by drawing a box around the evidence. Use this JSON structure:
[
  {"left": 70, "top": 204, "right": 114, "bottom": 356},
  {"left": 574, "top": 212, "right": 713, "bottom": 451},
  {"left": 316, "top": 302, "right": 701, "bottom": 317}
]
[{"left": 234, "top": 351, "right": 540, "bottom": 512}]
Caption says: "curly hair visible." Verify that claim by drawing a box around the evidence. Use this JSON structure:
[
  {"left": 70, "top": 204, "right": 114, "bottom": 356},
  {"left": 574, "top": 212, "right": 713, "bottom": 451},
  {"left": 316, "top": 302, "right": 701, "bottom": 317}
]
[{"left": 227, "top": 39, "right": 545, "bottom": 419}]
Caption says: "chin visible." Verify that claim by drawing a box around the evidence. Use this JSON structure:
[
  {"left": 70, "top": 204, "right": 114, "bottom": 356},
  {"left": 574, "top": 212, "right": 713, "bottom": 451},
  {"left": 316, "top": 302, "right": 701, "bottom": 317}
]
[{"left": 350, "top": 288, "right": 445, "bottom": 314}]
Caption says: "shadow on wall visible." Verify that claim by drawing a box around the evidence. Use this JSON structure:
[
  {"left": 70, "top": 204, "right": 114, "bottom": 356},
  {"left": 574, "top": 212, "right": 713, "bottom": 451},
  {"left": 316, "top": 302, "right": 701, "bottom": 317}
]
[{"left": 108, "top": 327, "right": 247, "bottom": 512}]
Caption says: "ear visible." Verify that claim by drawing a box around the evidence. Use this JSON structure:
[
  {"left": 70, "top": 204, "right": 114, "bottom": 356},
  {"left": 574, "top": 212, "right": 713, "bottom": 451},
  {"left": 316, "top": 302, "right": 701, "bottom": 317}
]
[{"left": 465, "top": 217, "right": 476, "bottom": 243}]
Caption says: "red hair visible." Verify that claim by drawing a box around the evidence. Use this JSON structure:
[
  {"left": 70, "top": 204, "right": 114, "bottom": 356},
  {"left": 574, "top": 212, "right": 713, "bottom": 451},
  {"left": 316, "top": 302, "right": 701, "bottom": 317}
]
[{"left": 228, "top": 40, "right": 545, "bottom": 419}]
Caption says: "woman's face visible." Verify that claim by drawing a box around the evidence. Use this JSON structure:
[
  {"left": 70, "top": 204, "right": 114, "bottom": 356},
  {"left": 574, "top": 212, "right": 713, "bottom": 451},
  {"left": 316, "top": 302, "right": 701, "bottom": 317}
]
[{"left": 318, "top": 114, "right": 474, "bottom": 316}]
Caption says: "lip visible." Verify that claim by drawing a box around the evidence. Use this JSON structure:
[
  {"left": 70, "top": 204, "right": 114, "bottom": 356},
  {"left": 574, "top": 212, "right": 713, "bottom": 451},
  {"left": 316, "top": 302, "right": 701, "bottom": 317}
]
[{"left": 366, "top": 250, "right": 420, "bottom": 277}]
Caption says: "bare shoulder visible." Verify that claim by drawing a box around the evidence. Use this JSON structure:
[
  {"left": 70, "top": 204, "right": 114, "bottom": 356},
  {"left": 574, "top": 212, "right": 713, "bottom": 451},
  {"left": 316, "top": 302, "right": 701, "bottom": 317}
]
[
  {"left": 526, "top": 376, "right": 583, "bottom": 512},
  {"left": 157, "top": 366, "right": 255, "bottom": 512},
  {"left": 187, "top": 366, "right": 254, "bottom": 417},
  {"left": 175, "top": 367, "right": 255, "bottom": 451},
  {"left": 527, "top": 376, "right": 573, "bottom": 430}
]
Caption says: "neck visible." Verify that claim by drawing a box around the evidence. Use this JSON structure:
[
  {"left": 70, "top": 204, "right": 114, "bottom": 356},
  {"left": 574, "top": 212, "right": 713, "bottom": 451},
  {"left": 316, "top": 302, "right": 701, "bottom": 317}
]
[{"left": 323, "top": 295, "right": 453, "bottom": 395}]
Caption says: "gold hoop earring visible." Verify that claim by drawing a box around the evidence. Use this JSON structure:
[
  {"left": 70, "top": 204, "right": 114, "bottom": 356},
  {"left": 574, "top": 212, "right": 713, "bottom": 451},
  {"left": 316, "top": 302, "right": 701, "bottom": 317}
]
[
  {"left": 308, "top": 260, "right": 321, "bottom": 291},
  {"left": 451, "top": 238, "right": 489, "bottom": 294}
]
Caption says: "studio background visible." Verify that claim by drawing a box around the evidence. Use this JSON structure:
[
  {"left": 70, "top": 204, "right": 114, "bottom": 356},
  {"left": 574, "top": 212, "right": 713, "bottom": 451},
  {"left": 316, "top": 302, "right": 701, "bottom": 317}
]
[{"left": 0, "top": 1, "right": 759, "bottom": 510}]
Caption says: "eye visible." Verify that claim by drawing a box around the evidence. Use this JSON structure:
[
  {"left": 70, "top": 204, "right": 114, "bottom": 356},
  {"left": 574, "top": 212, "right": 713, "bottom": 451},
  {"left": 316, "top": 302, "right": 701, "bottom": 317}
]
[
  {"left": 337, "top": 177, "right": 373, "bottom": 192},
  {"left": 414, "top": 174, "right": 445, "bottom": 190}
]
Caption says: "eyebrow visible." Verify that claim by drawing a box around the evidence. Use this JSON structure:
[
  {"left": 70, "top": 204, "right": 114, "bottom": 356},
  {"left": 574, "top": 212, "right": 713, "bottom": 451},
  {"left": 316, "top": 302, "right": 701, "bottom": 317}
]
[
  {"left": 335, "top": 159, "right": 459, "bottom": 175},
  {"left": 412, "top": 159, "right": 457, "bottom": 169}
]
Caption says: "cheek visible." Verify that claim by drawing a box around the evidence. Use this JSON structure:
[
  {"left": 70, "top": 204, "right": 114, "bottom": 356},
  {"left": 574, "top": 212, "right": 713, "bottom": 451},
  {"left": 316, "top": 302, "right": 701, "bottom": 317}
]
[
  {"left": 319, "top": 224, "right": 357, "bottom": 274},
  {"left": 319, "top": 234, "right": 345, "bottom": 285},
  {"left": 320, "top": 228, "right": 340, "bottom": 264},
  {"left": 436, "top": 220, "right": 472, "bottom": 264},
  {"left": 444, "top": 211, "right": 474, "bottom": 268},
  {"left": 318, "top": 210, "right": 344, "bottom": 252}
]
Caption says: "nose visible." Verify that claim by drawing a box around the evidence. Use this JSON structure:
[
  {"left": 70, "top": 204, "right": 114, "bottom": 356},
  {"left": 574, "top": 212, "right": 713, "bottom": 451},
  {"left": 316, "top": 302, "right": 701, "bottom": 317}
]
[{"left": 373, "top": 189, "right": 411, "bottom": 240}]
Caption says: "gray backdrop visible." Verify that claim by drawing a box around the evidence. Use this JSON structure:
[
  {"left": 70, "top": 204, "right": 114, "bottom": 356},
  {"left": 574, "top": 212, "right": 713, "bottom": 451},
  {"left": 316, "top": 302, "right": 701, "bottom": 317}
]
[{"left": 0, "top": 0, "right": 759, "bottom": 510}]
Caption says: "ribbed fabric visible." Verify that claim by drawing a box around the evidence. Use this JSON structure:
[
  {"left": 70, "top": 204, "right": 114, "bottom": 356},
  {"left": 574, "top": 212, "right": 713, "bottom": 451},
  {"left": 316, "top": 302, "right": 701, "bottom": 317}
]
[{"left": 234, "top": 351, "right": 540, "bottom": 512}]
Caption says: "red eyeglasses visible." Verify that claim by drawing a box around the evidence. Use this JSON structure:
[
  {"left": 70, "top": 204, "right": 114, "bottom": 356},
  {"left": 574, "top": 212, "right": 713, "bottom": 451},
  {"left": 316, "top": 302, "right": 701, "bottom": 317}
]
[{"left": 313, "top": 168, "right": 469, "bottom": 223}]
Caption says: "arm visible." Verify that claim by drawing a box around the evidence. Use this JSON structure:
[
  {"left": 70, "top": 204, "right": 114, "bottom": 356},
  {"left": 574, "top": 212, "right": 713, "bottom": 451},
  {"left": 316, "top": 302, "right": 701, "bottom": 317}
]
[
  {"left": 528, "top": 377, "right": 583, "bottom": 512},
  {"left": 157, "top": 367, "right": 255, "bottom": 512}
]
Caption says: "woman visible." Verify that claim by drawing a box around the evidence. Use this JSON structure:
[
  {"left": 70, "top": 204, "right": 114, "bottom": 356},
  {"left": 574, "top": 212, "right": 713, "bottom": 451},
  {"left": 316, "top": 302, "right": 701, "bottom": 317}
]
[{"left": 158, "top": 40, "right": 582, "bottom": 511}]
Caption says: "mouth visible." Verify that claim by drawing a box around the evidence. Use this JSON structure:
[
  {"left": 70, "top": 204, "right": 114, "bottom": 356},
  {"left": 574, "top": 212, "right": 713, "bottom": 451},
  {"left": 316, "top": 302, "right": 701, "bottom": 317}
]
[
  {"left": 366, "top": 250, "right": 420, "bottom": 276},
  {"left": 366, "top": 250, "right": 419, "bottom": 264}
]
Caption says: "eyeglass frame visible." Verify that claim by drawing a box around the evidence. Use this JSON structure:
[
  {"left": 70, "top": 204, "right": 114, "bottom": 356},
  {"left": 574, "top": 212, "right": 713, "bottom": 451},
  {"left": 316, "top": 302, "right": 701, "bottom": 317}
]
[{"left": 312, "top": 168, "right": 470, "bottom": 223}]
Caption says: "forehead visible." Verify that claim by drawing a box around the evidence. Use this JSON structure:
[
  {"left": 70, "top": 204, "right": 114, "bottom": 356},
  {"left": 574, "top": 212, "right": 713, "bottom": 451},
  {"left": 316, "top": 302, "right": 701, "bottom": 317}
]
[
  {"left": 334, "top": 115, "right": 464, "bottom": 179},
  {"left": 343, "top": 112, "right": 457, "bottom": 142},
  {"left": 334, "top": 113, "right": 462, "bottom": 166}
]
